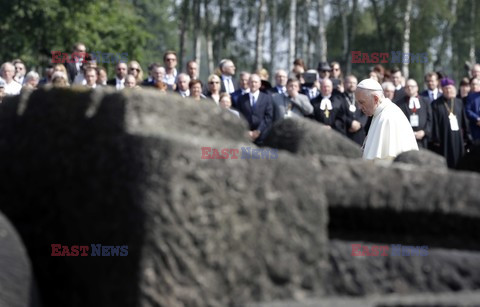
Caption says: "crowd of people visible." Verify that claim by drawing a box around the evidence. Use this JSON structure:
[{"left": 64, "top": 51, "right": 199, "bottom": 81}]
[{"left": 1, "top": 42, "right": 479, "bottom": 168}]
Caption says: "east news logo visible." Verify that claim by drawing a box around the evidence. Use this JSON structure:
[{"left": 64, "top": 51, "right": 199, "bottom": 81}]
[
  {"left": 51, "top": 244, "right": 128, "bottom": 256},
  {"left": 351, "top": 244, "right": 429, "bottom": 256}
]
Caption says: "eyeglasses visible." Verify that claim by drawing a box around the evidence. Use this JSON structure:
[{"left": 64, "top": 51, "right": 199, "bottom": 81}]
[
  {"left": 209, "top": 81, "right": 220, "bottom": 84},
  {"left": 130, "top": 68, "right": 140, "bottom": 71},
  {"left": 166, "top": 58, "right": 176, "bottom": 62}
]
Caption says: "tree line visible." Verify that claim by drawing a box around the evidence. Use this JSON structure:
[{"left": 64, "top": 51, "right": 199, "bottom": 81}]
[{"left": 1, "top": 0, "right": 478, "bottom": 84}]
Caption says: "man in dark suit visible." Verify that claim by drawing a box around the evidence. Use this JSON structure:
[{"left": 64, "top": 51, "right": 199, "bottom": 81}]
[
  {"left": 174, "top": 73, "right": 191, "bottom": 97},
  {"left": 340, "top": 75, "right": 369, "bottom": 145},
  {"left": 397, "top": 79, "right": 432, "bottom": 148},
  {"left": 66, "top": 42, "right": 87, "bottom": 84},
  {"left": 419, "top": 72, "right": 442, "bottom": 103},
  {"left": 391, "top": 67, "right": 406, "bottom": 104},
  {"left": 219, "top": 59, "right": 237, "bottom": 94},
  {"left": 312, "top": 78, "right": 345, "bottom": 134},
  {"left": 107, "top": 62, "right": 127, "bottom": 90},
  {"left": 237, "top": 74, "right": 273, "bottom": 145},
  {"left": 230, "top": 72, "right": 250, "bottom": 109},
  {"left": 268, "top": 69, "right": 288, "bottom": 96}
]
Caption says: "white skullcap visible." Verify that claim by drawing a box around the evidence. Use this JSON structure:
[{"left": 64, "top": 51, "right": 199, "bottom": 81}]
[{"left": 357, "top": 78, "right": 383, "bottom": 91}]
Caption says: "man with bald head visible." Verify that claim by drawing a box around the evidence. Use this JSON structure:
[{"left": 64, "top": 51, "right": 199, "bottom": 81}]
[
  {"left": 355, "top": 78, "right": 418, "bottom": 161},
  {"left": 397, "top": 79, "right": 432, "bottom": 148},
  {"left": 237, "top": 74, "right": 273, "bottom": 145},
  {"left": 312, "top": 78, "right": 344, "bottom": 132},
  {"left": 471, "top": 64, "right": 480, "bottom": 79}
]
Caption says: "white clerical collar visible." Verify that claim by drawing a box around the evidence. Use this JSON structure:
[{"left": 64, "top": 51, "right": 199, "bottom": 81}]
[
  {"left": 374, "top": 97, "right": 391, "bottom": 117},
  {"left": 320, "top": 97, "right": 333, "bottom": 110},
  {"left": 408, "top": 96, "right": 421, "bottom": 109}
]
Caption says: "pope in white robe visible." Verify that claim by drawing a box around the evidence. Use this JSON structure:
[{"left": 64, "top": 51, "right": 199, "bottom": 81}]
[{"left": 355, "top": 79, "right": 418, "bottom": 161}]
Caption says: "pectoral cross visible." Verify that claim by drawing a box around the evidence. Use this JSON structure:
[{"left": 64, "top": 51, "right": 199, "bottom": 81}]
[{"left": 324, "top": 109, "right": 330, "bottom": 118}]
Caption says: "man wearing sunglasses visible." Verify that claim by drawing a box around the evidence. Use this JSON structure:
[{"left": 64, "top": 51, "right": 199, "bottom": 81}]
[{"left": 163, "top": 51, "right": 178, "bottom": 89}]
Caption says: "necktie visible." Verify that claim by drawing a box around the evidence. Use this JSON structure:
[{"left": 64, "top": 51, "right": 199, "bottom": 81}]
[{"left": 252, "top": 95, "right": 257, "bottom": 109}]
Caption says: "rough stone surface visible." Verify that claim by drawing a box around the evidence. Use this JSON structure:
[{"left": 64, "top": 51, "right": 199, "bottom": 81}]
[
  {"left": 1, "top": 87, "right": 480, "bottom": 306},
  {"left": 248, "top": 291, "right": 480, "bottom": 307},
  {"left": 0, "top": 88, "right": 328, "bottom": 307},
  {"left": 325, "top": 240, "right": 480, "bottom": 296},
  {"left": 0, "top": 211, "right": 38, "bottom": 307},
  {"left": 263, "top": 117, "right": 362, "bottom": 159},
  {"left": 316, "top": 156, "right": 480, "bottom": 250},
  {"left": 394, "top": 149, "right": 447, "bottom": 169}
]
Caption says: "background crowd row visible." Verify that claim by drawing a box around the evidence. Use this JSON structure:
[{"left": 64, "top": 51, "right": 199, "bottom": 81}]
[{"left": 1, "top": 43, "right": 479, "bottom": 168}]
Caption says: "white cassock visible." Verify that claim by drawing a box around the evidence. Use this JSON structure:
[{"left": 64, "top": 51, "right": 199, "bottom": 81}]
[{"left": 363, "top": 98, "right": 418, "bottom": 160}]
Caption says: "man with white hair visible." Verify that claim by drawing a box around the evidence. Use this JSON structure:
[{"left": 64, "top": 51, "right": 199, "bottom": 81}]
[
  {"left": 175, "top": 73, "right": 191, "bottom": 97},
  {"left": 381, "top": 82, "right": 395, "bottom": 101},
  {"left": 269, "top": 69, "right": 288, "bottom": 95},
  {"left": 0, "top": 62, "right": 22, "bottom": 95},
  {"left": 219, "top": 59, "right": 237, "bottom": 94},
  {"left": 355, "top": 78, "right": 418, "bottom": 161}
]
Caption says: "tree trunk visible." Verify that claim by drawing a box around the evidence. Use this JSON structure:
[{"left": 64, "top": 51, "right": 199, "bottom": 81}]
[
  {"left": 338, "top": 0, "right": 348, "bottom": 72},
  {"left": 193, "top": 0, "right": 202, "bottom": 75},
  {"left": 288, "top": 0, "right": 297, "bottom": 69},
  {"left": 255, "top": 0, "right": 267, "bottom": 70},
  {"left": 469, "top": 0, "right": 476, "bottom": 68},
  {"left": 317, "top": 0, "right": 327, "bottom": 63},
  {"left": 401, "top": 0, "right": 412, "bottom": 79},
  {"left": 204, "top": 0, "right": 214, "bottom": 74},
  {"left": 302, "top": 0, "right": 311, "bottom": 61},
  {"left": 370, "top": 0, "right": 385, "bottom": 47},
  {"left": 269, "top": 0, "right": 277, "bottom": 75},
  {"left": 178, "top": 0, "right": 190, "bottom": 70},
  {"left": 345, "top": 0, "right": 357, "bottom": 75}
]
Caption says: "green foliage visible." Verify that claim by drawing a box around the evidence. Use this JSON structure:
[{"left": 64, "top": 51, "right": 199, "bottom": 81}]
[
  {"left": 0, "top": 0, "right": 150, "bottom": 73},
  {"left": 0, "top": 0, "right": 478, "bottom": 84}
]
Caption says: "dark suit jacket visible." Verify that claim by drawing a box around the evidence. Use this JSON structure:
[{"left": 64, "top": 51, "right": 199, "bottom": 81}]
[
  {"left": 220, "top": 76, "right": 238, "bottom": 93},
  {"left": 393, "top": 87, "right": 406, "bottom": 104},
  {"left": 419, "top": 89, "right": 442, "bottom": 104},
  {"left": 312, "top": 94, "right": 344, "bottom": 132},
  {"left": 66, "top": 62, "right": 79, "bottom": 84},
  {"left": 230, "top": 89, "right": 248, "bottom": 110},
  {"left": 106, "top": 78, "right": 117, "bottom": 86},
  {"left": 341, "top": 93, "right": 369, "bottom": 145},
  {"left": 237, "top": 92, "right": 273, "bottom": 144},
  {"left": 397, "top": 95, "right": 432, "bottom": 148}
]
